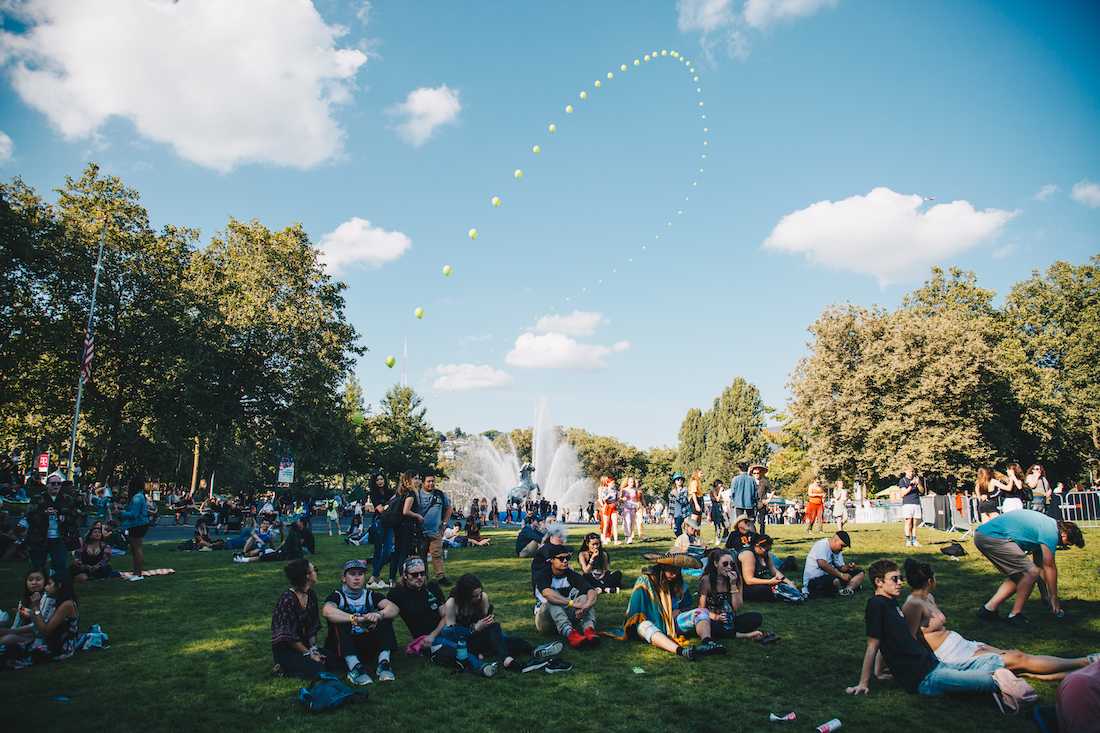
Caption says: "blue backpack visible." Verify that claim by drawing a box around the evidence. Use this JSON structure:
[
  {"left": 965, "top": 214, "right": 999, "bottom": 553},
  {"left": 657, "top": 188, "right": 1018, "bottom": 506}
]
[{"left": 298, "top": 673, "right": 367, "bottom": 712}]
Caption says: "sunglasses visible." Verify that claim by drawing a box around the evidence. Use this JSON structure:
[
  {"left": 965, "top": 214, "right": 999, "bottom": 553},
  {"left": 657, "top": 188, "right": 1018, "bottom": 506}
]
[
  {"left": 406, "top": 570, "right": 426, "bottom": 578},
  {"left": 552, "top": 554, "right": 573, "bottom": 562},
  {"left": 718, "top": 561, "right": 734, "bottom": 568},
  {"left": 885, "top": 574, "right": 904, "bottom": 583}
]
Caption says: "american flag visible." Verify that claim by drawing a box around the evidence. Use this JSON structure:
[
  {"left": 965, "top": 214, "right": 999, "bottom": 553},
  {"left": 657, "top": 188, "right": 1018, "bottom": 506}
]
[{"left": 80, "top": 331, "right": 94, "bottom": 383}]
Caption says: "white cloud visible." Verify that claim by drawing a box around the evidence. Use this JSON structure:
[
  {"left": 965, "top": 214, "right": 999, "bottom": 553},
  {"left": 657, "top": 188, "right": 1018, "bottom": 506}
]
[
  {"left": 677, "top": 0, "right": 735, "bottom": 33},
  {"left": 0, "top": 0, "right": 366, "bottom": 172},
  {"left": 506, "top": 332, "right": 629, "bottom": 370},
  {"left": 763, "top": 187, "right": 1018, "bottom": 284},
  {"left": 318, "top": 218, "right": 410, "bottom": 273},
  {"left": 1033, "top": 184, "right": 1059, "bottom": 201},
  {"left": 433, "top": 363, "right": 512, "bottom": 392},
  {"left": 389, "top": 85, "right": 461, "bottom": 146},
  {"left": 534, "top": 310, "right": 606, "bottom": 337},
  {"left": 0, "top": 131, "right": 12, "bottom": 163},
  {"left": 743, "top": 0, "right": 838, "bottom": 29},
  {"left": 1071, "top": 180, "right": 1100, "bottom": 208}
]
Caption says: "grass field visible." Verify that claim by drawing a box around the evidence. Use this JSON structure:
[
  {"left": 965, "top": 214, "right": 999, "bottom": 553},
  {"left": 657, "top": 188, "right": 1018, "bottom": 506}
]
[{"left": 2, "top": 522, "right": 1098, "bottom": 733}]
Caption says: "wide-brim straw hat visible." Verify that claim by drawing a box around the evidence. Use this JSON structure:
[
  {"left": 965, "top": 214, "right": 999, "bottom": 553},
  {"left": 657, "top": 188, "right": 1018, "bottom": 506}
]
[{"left": 643, "top": 552, "right": 703, "bottom": 569}]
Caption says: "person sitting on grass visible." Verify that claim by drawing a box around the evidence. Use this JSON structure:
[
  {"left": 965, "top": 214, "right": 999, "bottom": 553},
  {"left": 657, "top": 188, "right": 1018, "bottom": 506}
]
[
  {"left": 436, "top": 573, "right": 564, "bottom": 676},
  {"left": 901, "top": 558, "right": 1099, "bottom": 679},
  {"left": 671, "top": 515, "right": 707, "bottom": 569},
  {"left": 237, "top": 515, "right": 307, "bottom": 563},
  {"left": 2, "top": 574, "right": 79, "bottom": 669},
  {"left": 238, "top": 518, "right": 276, "bottom": 560},
  {"left": 533, "top": 544, "right": 600, "bottom": 650},
  {"left": 697, "top": 549, "right": 772, "bottom": 642},
  {"left": 724, "top": 513, "right": 756, "bottom": 554},
  {"left": 71, "top": 523, "right": 121, "bottom": 581},
  {"left": 803, "top": 530, "right": 864, "bottom": 599},
  {"left": 464, "top": 515, "right": 490, "bottom": 547},
  {"left": 0, "top": 568, "right": 46, "bottom": 647},
  {"left": 191, "top": 518, "right": 225, "bottom": 551},
  {"left": 442, "top": 522, "right": 467, "bottom": 549},
  {"left": 387, "top": 556, "right": 447, "bottom": 656},
  {"left": 739, "top": 534, "right": 803, "bottom": 603},
  {"left": 516, "top": 514, "right": 545, "bottom": 557},
  {"left": 271, "top": 558, "right": 324, "bottom": 679},
  {"left": 846, "top": 558, "right": 1037, "bottom": 714},
  {"left": 620, "top": 552, "right": 725, "bottom": 661},
  {"left": 578, "top": 532, "right": 623, "bottom": 593},
  {"left": 344, "top": 514, "right": 366, "bottom": 546},
  {"left": 322, "top": 559, "right": 398, "bottom": 685},
  {"left": 529, "top": 522, "right": 570, "bottom": 580},
  {"left": 974, "top": 509, "right": 1083, "bottom": 624}
]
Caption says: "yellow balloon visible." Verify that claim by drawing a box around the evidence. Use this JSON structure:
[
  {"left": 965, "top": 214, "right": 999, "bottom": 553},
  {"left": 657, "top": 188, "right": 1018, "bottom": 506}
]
[
  {"left": 532, "top": 144, "right": 541, "bottom": 154},
  {"left": 442, "top": 264, "right": 453, "bottom": 277},
  {"left": 671, "top": 50, "right": 679, "bottom": 58},
  {"left": 548, "top": 123, "right": 557, "bottom": 133},
  {"left": 606, "top": 72, "right": 613, "bottom": 79},
  {"left": 620, "top": 64, "right": 628, "bottom": 71},
  {"left": 414, "top": 307, "right": 424, "bottom": 319},
  {"left": 593, "top": 80, "right": 601, "bottom": 88},
  {"left": 660, "top": 49, "right": 667, "bottom": 56},
  {"left": 514, "top": 169, "right": 524, "bottom": 180},
  {"left": 385, "top": 356, "right": 396, "bottom": 368},
  {"left": 633, "top": 58, "right": 640, "bottom": 66},
  {"left": 468, "top": 228, "right": 479, "bottom": 240},
  {"left": 579, "top": 90, "right": 588, "bottom": 99},
  {"left": 693, "top": 75, "right": 699, "bottom": 82},
  {"left": 491, "top": 195, "right": 502, "bottom": 207},
  {"left": 643, "top": 54, "right": 650, "bottom": 61},
  {"left": 565, "top": 104, "right": 574, "bottom": 113}
]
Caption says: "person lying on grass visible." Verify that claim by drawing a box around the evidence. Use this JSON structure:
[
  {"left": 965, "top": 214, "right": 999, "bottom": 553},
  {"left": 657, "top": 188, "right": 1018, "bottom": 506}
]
[
  {"left": 271, "top": 558, "right": 324, "bottom": 679},
  {"left": 738, "top": 534, "right": 803, "bottom": 603},
  {"left": 846, "top": 558, "right": 1036, "bottom": 714},
  {"left": 533, "top": 544, "right": 600, "bottom": 649},
  {"left": 2, "top": 573, "right": 79, "bottom": 669},
  {"left": 620, "top": 552, "right": 725, "bottom": 661},
  {"left": 697, "top": 549, "right": 773, "bottom": 642},
  {"left": 436, "top": 573, "right": 564, "bottom": 676},
  {"left": 322, "top": 559, "right": 398, "bottom": 686},
  {"left": 901, "top": 557, "right": 1098, "bottom": 680},
  {"left": 387, "top": 556, "right": 447, "bottom": 656},
  {"left": 578, "top": 533, "right": 623, "bottom": 593}
]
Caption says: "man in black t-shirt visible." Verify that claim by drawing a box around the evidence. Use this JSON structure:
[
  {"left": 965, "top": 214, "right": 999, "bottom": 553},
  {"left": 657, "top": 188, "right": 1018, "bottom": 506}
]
[
  {"left": 847, "top": 558, "right": 1035, "bottom": 708},
  {"left": 533, "top": 545, "right": 600, "bottom": 649},
  {"left": 322, "top": 559, "right": 400, "bottom": 685},
  {"left": 386, "top": 556, "right": 446, "bottom": 655}
]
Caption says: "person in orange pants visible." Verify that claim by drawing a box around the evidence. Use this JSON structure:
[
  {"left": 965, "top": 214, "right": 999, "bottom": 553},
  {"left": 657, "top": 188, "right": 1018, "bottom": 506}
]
[{"left": 804, "top": 480, "right": 825, "bottom": 532}]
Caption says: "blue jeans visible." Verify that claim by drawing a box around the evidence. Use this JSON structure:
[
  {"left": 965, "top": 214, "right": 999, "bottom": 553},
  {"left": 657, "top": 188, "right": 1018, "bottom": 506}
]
[
  {"left": 29, "top": 538, "right": 70, "bottom": 581},
  {"left": 918, "top": 653, "right": 1003, "bottom": 696},
  {"left": 371, "top": 521, "right": 394, "bottom": 578},
  {"left": 673, "top": 516, "right": 684, "bottom": 537}
]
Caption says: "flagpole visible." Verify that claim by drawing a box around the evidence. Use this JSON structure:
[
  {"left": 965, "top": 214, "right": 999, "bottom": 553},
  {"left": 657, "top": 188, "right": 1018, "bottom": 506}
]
[{"left": 67, "top": 223, "right": 108, "bottom": 480}]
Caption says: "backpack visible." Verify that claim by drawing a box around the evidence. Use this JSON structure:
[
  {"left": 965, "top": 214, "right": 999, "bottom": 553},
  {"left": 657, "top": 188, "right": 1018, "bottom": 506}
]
[
  {"left": 298, "top": 673, "right": 367, "bottom": 712},
  {"left": 380, "top": 492, "right": 410, "bottom": 529},
  {"left": 941, "top": 541, "right": 967, "bottom": 557}
]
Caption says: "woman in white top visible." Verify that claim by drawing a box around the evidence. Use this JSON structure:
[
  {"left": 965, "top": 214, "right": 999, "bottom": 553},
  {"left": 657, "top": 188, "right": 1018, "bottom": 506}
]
[
  {"left": 1001, "top": 463, "right": 1027, "bottom": 513},
  {"left": 832, "top": 481, "right": 849, "bottom": 531}
]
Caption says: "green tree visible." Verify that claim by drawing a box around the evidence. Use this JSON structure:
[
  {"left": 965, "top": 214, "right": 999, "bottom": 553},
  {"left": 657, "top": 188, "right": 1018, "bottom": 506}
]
[
  {"left": 641, "top": 446, "right": 677, "bottom": 500},
  {"left": 564, "top": 428, "right": 646, "bottom": 479},
  {"left": 765, "top": 413, "right": 812, "bottom": 495},
  {"left": 701, "top": 377, "right": 770, "bottom": 481},
  {"left": 370, "top": 385, "right": 439, "bottom": 479},
  {"left": 676, "top": 408, "right": 706, "bottom": 474}
]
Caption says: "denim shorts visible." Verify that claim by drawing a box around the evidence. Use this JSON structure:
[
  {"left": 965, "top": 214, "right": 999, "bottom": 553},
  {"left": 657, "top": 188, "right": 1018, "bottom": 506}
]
[{"left": 918, "top": 653, "right": 1003, "bottom": 696}]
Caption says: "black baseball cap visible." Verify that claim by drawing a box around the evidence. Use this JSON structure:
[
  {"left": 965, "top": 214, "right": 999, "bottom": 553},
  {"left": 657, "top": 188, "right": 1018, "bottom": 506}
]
[{"left": 836, "top": 530, "right": 851, "bottom": 547}]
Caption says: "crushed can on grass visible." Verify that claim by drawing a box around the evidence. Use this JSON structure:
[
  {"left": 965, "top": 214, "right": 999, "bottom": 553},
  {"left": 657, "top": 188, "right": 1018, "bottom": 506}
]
[
  {"left": 816, "top": 719, "right": 842, "bottom": 733},
  {"left": 768, "top": 712, "right": 796, "bottom": 722}
]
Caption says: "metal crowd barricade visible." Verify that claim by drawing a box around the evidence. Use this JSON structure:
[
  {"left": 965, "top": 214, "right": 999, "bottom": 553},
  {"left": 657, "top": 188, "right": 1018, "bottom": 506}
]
[{"left": 1060, "top": 491, "right": 1100, "bottom": 528}]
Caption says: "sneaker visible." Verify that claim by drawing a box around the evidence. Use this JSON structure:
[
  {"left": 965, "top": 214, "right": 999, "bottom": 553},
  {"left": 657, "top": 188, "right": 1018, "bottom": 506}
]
[
  {"left": 582, "top": 627, "right": 601, "bottom": 648},
  {"left": 375, "top": 660, "right": 395, "bottom": 682},
  {"left": 839, "top": 587, "right": 855, "bottom": 597},
  {"left": 566, "top": 629, "right": 586, "bottom": 650},
  {"left": 977, "top": 605, "right": 1001, "bottom": 622},
  {"left": 993, "top": 668, "right": 1038, "bottom": 714},
  {"left": 126, "top": 574, "right": 145, "bottom": 581},
  {"left": 694, "top": 639, "right": 726, "bottom": 657},
  {"left": 543, "top": 658, "right": 574, "bottom": 674},
  {"left": 1005, "top": 613, "right": 1030, "bottom": 627},
  {"left": 680, "top": 645, "right": 698, "bottom": 662},
  {"left": 508, "top": 658, "right": 548, "bottom": 673},
  {"left": 347, "top": 663, "right": 373, "bottom": 686},
  {"left": 437, "top": 576, "right": 453, "bottom": 587},
  {"left": 911, "top": 539, "right": 921, "bottom": 547},
  {"left": 532, "top": 641, "right": 563, "bottom": 660},
  {"left": 479, "top": 661, "right": 499, "bottom": 678},
  {"left": 1087, "top": 653, "right": 1100, "bottom": 665},
  {"left": 232, "top": 554, "right": 248, "bottom": 563}
]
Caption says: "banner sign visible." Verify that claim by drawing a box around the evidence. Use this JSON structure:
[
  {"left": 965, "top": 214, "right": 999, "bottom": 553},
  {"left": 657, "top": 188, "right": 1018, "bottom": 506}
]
[
  {"left": 277, "top": 457, "right": 294, "bottom": 484},
  {"left": 37, "top": 453, "right": 50, "bottom": 474}
]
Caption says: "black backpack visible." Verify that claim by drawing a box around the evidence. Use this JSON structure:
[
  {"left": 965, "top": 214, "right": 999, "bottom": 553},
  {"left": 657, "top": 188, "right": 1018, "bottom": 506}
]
[{"left": 380, "top": 492, "right": 408, "bottom": 529}]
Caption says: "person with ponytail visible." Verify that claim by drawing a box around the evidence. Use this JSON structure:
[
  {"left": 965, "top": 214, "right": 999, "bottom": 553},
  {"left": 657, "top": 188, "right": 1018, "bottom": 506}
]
[{"left": 902, "top": 558, "right": 1098, "bottom": 679}]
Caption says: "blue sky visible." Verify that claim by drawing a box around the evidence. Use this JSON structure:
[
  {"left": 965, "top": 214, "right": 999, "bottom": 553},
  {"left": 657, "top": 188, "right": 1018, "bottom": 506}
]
[{"left": 2, "top": 0, "right": 1098, "bottom": 448}]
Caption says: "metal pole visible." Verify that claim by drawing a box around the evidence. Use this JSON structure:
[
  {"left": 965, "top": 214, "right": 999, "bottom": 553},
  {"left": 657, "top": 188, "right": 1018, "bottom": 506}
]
[
  {"left": 66, "top": 223, "right": 108, "bottom": 480},
  {"left": 189, "top": 435, "right": 199, "bottom": 495}
]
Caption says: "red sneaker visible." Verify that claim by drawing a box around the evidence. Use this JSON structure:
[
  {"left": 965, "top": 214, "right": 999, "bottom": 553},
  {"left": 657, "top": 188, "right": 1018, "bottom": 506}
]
[
  {"left": 583, "top": 627, "right": 600, "bottom": 648},
  {"left": 567, "top": 629, "right": 585, "bottom": 649}
]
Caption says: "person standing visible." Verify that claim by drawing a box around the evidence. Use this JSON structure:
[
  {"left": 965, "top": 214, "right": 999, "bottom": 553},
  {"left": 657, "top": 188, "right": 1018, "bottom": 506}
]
[
  {"left": 707, "top": 480, "right": 727, "bottom": 544},
  {"left": 729, "top": 463, "right": 758, "bottom": 534},
  {"left": 26, "top": 473, "right": 82, "bottom": 581},
  {"left": 1001, "top": 463, "right": 1027, "bottom": 513},
  {"left": 669, "top": 472, "right": 689, "bottom": 537},
  {"left": 750, "top": 465, "right": 772, "bottom": 535},
  {"left": 833, "top": 479, "right": 850, "bottom": 532},
  {"left": 899, "top": 467, "right": 923, "bottom": 547},
  {"left": 1025, "top": 465, "right": 1050, "bottom": 513},
  {"left": 804, "top": 480, "right": 826, "bottom": 533},
  {"left": 412, "top": 474, "right": 452, "bottom": 587},
  {"left": 490, "top": 496, "right": 499, "bottom": 527},
  {"left": 620, "top": 477, "right": 641, "bottom": 544},
  {"left": 119, "top": 476, "right": 151, "bottom": 580},
  {"left": 367, "top": 472, "right": 395, "bottom": 589}
]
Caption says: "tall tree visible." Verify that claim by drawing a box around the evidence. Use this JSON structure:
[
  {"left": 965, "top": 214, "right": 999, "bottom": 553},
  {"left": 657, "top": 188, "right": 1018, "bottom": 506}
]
[
  {"left": 676, "top": 408, "right": 706, "bottom": 473},
  {"left": 701, "top": 377, "right": 770, "bottom": 481},
  {"left": 370, "top": 385, "right": 439, "bottom": 479}
]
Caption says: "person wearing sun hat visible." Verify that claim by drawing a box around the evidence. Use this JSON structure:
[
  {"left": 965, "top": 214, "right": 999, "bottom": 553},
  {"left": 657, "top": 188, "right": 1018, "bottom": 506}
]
[
  {"left": 671, "top": 515, "right": 708, "bottom": 572},
  {"left": 669, "top": 472, "right": 689, "bottom": 537},
  {"left": 615, "top": 552, "right": 725, "bottom": 660},
  {"left": 724, "top": 512, "right": 756, "bottom": 554}
]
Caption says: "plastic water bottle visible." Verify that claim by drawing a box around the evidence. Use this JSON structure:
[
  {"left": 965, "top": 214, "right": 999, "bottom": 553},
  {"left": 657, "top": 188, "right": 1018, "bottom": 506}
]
[
  {"left": 456, "top": 639, "right": 468, "bottom": 663},
  {"left": 816, "top": 720, "right": 842, "bottom": 733}
]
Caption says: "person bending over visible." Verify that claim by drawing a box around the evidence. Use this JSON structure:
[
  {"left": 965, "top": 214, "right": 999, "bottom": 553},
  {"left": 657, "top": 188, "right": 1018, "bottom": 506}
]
[
  {"left": 902, "top": 558, "right": 1097, "bottom": 680},
  {"left": 846, "top": 558, "right": 1036, "bottom": 713},
  {"left": 739, "top": 534, "right": 803, "bottom": 603},
  {"left": 620, "top": 553, "right": 724, "bottom": 661},
  {"left": 387, "top": 556, "right": 447, "bottom": 656},
  {"left": 270, "top": 558, "right": 324, "bottom": 679},
  {"left": 533, "top": 544, "right": 600, "bottom": 649},
  {"left": 803, "top": 531, "right": 863, "bottom": 599},
  {"left": 578, "top": 533, "right": 623, "bottom": 593},
  {"left": 974, "top": 510, "right": 1083, "bottom": 624},
  {"left": 436, "top": 574, "right": 561, "bottom": 676},
  {"left": 697, "top": 549, "right": 769, "bottom": 642},
  {"left": 322, "top": 559, "right": 398, "bottom": 685}
]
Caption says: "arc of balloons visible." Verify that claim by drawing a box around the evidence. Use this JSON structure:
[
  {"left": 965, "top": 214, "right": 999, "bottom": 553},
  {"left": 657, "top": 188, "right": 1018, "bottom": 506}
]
[{"left": 387, "top": 48, "right": 708, "bottom": 368}]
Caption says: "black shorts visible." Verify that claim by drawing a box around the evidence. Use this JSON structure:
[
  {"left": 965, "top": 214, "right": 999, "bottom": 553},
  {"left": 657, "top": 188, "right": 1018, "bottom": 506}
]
[
  {"left": 128, "top": 524, "right": 149, "bottom": 539},
  {"left": 807, "top": 574, "right": 838, "bottom": 598}
]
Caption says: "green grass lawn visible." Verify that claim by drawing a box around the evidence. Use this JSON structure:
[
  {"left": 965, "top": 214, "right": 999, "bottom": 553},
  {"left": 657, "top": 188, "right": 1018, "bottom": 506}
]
[{"left": 2, "top": 523, "right": 1098, "bottom": 732}]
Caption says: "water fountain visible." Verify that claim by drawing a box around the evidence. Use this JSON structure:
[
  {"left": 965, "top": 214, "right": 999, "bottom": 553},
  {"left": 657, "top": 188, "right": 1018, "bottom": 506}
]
[{"left": 443, "top": 400, "right": 593, "bottom": 512}]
